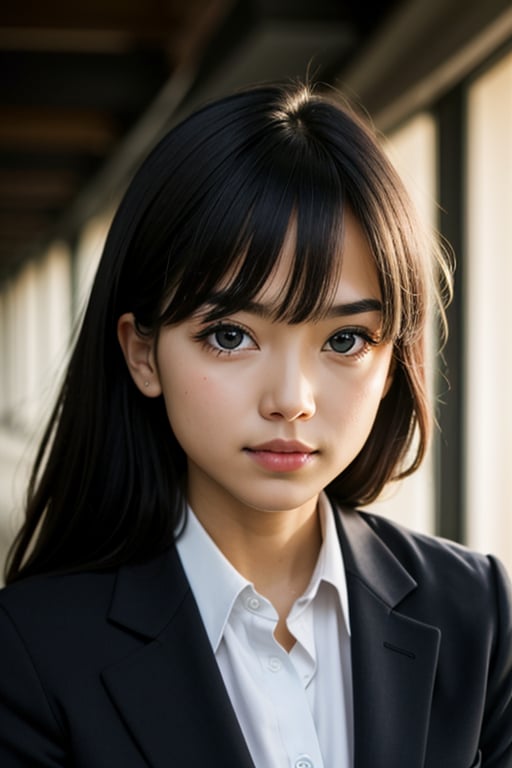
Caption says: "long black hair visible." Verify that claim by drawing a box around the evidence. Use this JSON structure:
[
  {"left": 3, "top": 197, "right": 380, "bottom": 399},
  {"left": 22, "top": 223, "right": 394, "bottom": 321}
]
[{"left": 5, "top": 81, "right": 451, "bottom": 582}]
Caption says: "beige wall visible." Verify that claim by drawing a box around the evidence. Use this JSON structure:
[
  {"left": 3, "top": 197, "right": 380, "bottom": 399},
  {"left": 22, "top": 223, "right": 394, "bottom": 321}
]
[{"left": 371, "top": 113, "right": 438, "bottom": 535}]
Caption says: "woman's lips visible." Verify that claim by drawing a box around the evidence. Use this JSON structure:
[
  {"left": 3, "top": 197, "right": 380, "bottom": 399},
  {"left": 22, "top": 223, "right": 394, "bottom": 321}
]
[{"left": 244, "top": 439, "right": 316, "bottom": 472}]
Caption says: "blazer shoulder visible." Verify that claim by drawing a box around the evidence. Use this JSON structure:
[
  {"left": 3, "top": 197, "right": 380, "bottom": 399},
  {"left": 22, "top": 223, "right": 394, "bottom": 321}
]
[
  {"left": 0, "top": 568, "right": 117, "bottom": 637},
  {"left": 356, "top": 508, "right": 510, "bottom": 598},
  {"left": 0, "top": 545, "right": 186, "bottom": 650}
]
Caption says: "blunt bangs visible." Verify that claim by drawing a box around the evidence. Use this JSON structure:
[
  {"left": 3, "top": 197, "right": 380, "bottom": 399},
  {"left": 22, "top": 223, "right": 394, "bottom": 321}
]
[{"left": 155, "top": 117, "right": 349, "bottom": 327}]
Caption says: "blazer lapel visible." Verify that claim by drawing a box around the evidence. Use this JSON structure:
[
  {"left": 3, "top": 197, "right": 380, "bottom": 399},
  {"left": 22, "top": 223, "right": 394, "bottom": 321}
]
[
  {"left": 336, "top": 508, "right": 441, "bottom": 768},
  {"left": 101, "top": 547, "right": 255, "bottom": 768}
]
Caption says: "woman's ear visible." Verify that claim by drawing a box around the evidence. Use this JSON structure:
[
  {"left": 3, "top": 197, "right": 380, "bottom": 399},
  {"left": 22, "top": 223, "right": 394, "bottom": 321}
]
[{"left": 117, "top": 313, "right": 162, "bottom": 397}]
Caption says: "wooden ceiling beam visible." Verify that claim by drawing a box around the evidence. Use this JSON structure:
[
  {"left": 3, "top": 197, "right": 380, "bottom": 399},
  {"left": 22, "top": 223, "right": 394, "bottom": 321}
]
[
  {"left": 0, "top": 0, "right": 223, "bottom": 37},
  {"left": 0, "top": 108, "right": 117, "bottom": 152},
  {"left": 0, "top": 49, "right": 172, "bottom": 111},
  {"left": 0, "top": 28, "right": 145, "bottom": 54},
  {"left": 0, "top": 170, "right": 78, "bottom": 206}
]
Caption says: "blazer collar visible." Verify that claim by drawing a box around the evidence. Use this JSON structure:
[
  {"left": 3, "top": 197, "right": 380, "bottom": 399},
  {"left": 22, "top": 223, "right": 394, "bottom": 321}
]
[
  {"left": 336, "top": 507, "right": 441, "bottom": 768},
  {"left": 106, "top": 505, "right": 419, "bottom": 640},
  {"left": 335, "top": 505, "right": 417, "bottom": 605}
]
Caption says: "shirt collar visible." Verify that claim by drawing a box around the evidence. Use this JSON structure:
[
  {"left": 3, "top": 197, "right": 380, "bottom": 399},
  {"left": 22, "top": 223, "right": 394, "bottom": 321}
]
[
  {"left": 304, "top": 492, "right": 351, "bottom": 635},
  {"left": 175, "top": 492, "right": 351, "bottom": 652}
]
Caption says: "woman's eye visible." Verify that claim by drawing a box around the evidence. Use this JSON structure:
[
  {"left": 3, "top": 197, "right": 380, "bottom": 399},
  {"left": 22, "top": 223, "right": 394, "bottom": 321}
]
[
  {"left": 325, "top": 331, "right": 369, "bottom": 356},
  {"left": 205, "top": 325, "right": 255, "bottom": 351}
]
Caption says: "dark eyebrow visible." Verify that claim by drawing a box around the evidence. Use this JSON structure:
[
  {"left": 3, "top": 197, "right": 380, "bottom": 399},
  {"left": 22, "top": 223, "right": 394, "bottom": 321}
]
[
  {"left": 324, "top": 299, "right": 383, "bottom": 317},
  {"left": 243, "top": 298, "right": 383, "bottom": 318},
  {"left": 198, "top": 296, "right": 382, "bottom": 322}
]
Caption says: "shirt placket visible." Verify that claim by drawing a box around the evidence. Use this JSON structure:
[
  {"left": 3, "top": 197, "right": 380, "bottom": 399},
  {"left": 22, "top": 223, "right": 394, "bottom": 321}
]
[{"left": 242, "top": 587, "right": 325, "bottom": 768}]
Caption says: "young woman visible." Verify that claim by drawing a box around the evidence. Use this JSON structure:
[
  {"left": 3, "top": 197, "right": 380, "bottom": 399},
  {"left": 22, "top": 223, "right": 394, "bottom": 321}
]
[{"left": 0, "top": 81, "right": 510, "bottom": 768}]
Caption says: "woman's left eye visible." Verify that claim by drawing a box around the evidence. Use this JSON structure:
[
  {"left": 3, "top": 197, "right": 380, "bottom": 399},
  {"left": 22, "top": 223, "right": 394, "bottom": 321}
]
[{"left": 324, "top": 330, "right": 372, "bottom": 356}]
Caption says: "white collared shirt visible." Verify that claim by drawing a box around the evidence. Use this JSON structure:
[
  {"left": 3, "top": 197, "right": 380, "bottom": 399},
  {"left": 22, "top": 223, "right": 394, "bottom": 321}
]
[{"left": 176, "top": 493, "right": 353, "bottom": 768}]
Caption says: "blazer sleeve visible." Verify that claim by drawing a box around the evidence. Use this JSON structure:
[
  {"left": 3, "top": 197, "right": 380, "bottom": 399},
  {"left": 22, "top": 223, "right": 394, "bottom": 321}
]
[
  {"left": 481, "top": 556, "right": 512, "bottom": 766},
  {"left": 0, "top": 603, "right": 67, "bottom": 767}
]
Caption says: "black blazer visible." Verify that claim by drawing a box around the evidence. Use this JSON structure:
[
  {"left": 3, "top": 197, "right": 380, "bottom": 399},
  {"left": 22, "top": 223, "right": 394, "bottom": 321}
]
[{"left": 0, "top": 507, "right": 511, "bottom": 767}]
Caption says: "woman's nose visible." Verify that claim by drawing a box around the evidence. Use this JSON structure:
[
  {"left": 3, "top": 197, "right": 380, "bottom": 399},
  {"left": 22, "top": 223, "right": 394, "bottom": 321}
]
[{"left": 258, "top": 354, "right": 316, "bottom": 422}]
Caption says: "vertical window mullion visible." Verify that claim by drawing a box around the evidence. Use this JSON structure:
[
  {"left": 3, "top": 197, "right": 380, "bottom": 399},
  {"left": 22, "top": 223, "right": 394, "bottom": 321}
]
[{"left": 435, "top": 87, "right": 467, "bottom": 543}]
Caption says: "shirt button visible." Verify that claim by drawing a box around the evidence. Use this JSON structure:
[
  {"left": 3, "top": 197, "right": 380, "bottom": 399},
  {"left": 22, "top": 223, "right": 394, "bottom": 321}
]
[
  {"left": 295, "top": 757, "right": 314, "bottom": 768},
  {"left": 245, "top": 596, "right": 260, "bottom": 611},
  {"left": 268, "top": 656, "right": 282, "bottom": 672}
]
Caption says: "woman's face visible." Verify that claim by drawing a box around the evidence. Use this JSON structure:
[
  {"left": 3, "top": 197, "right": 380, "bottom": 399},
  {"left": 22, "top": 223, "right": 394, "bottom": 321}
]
[{"left": 153, "top": 210, "right": 394, "bottom": 523}]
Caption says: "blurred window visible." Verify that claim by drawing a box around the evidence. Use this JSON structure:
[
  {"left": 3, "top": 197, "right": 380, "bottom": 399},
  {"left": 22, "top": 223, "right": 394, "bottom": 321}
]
[{"left": 465, "top": 49, "right": 512, "bottom": 571}]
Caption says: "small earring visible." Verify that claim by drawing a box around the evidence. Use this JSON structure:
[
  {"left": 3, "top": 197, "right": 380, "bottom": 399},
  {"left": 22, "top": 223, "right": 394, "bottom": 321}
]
[{"left": 144, "top": 380, "right": 150, "bottom": 387}]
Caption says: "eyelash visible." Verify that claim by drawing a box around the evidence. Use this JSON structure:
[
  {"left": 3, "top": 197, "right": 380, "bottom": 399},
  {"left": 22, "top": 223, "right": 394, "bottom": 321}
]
[{"left": 193, "top": 322, "right": 379, "bottom": 359}]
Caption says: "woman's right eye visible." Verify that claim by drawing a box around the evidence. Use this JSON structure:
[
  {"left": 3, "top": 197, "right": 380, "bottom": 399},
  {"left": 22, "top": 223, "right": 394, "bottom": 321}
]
[
  {"left": 212, "top": 326, "right": 246, "bottom": 349},
  {"left": 197, "top": 324, "right": 256, "bottom": 353}
]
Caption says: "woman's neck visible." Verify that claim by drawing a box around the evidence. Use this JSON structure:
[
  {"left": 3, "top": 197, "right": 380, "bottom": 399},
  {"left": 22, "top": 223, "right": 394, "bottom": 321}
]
[{"left": 188, "top": 487, "right": 323, "bottom": 643}]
